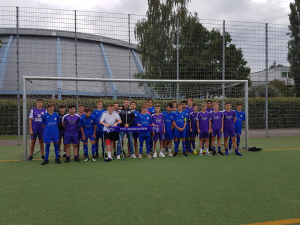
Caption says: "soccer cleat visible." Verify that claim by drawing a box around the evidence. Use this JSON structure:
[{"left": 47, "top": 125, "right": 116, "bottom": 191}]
[
  {"left": 74, "top": 157, "right": 80, "bottom": 162},
  {"left": 225, "top": 151, "right": 229, "bottom": 156},
  {"left": 130, "top": 154, "right": 137, "bottom": 159},
  {"left": 193, "top": 150, "right": 197, "bottom": 155},
  {"left": 84, "top": 157, "right": 89, "bottom": 162},
  {"left": 159, "top": 152, "right": 165, "bottom": 157},
  {"left": 55, "top": 158, "right": 61, "bottom": 164},
  {"left": 95, "top": 153, "right": 99, "bottom": 158},
  {"left": 153, "top": 152, "right": 157, "bottom": 158},
  {"left": 183, "top": 152, "right": 188, "bottom": 157},
  {"left": 28, "top": 155, "right": 33, "bottom": 162},
  {"left": 63, "top": 154, "right": 66, "bottom": 158},
  {"left": 117, "top": 155, "right": 121, "bottom": 160},
  {"left": 41, "top": 155, "right": 45, "bottom": 160},
  {"left": 199, "top": 152, "right": 203, "bottom": 156},
  {"left": 213, "top": 151, "right": 216, "bottom": 156},
  {"left": 189, "top": 149, "right": 193, "bottom": 154},
  {"left": 92, "top": 156, "right": 96, "bottom": 162},
  {"left": 235, "top": 151, "right": 243, "bottom": 156},
  {"left": 147, "top": 154, "right": 152, "bottom": 159},
  {"left": 203, "top": 150, "right": 206, "bottom": 154},
  {"left": 228, "top": 150, "right": 232, "bottom": 153},
  {"left": 105, "top": 157, "right": 113, "bottom": 161},
  {"left": 206, "top": 151, "right": 212, "bottom": 156},
  {"left": 58, "top": 154, "right": 61, "bottom": 158},
  {"left": 173, "top": 152, "right": 178, "bottom": 157},
  {"left": 218, "top": 151, "right": 224, "bottom": 156},
  {"left": 64, "top": 158, "right": 70, "bottom": 163},
  {"left": 138, "top": 154, "right": 143, "bottom": 159},
  {"left": 41, "top": 160, "right": 49, "bottom": 165},
  {"left": 168, "top": 152, "right": 173, "bottom": 157}
]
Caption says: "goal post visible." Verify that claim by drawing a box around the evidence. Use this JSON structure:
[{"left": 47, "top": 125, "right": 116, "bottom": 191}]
[{"left": 22, "top": 76, "right": 249, "bottom": 160}]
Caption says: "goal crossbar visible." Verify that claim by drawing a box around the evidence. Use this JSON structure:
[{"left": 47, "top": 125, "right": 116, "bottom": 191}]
[{"left": 22, "top": 76, "right": 249, "bottom": 160}]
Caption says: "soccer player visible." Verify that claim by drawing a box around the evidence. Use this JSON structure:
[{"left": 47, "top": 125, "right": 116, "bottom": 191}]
[
  {"left": 162, "top": 102, "right": 174, "bottom": 156},
  {"left": 223, "top": 102, "right": 243, "bottom": 156},
  {"left": 137, "top": 104, "right": 155, "bottom": 159},
  {"left": 173, "top": 103, "right": 188, "bottom": 157},
  {"left": 147, "top": 98, "right": 155, "bottom": 115},
  {"left": 197, "top": 103, "right": 212, "bottom": 156},
  {"left": 209, "top": 102, "right": 224, "bottom": 156},
  {"left": 79, "top": 107, "right": 97, "bottom": 162},
  {"left": 92, "top": 100, "right": 106, "bottom": 158},
  {"left": 204, "top": 100, "right": 214, "bottom": 153},
  {"left": 152, "top": 104, "right": 165, "bottom": 158},
  {"left": 100, "top": 105, "right": 122, "bottom": 161},
  {"left": 234, "top": 102, "right": 245, "bottom": 149},
  {"left": 76, "top": 104, "right": 84, "bottom": 156},
  {"left": 182, "top": 100, "right": 192, "bottom": 153},
  {"left": 185, "top": 98, "right": 194, "bottom": 113},
  {"left": 58, "top": 105, "right": 66, "bottom": 158},
  {"left": 189, "top": 103, "right": 199, "bottom": 154},
  {"left": 130, "top": 101, "right": 140, "bottom": 156},
  {"left": 171, "top": 101, "right": 177, "bottom": 112},
  {"left": 41, "top": 102, "right": 60, "bottom": 165},
  {"left": 28, "top": 99, "right": 47, "bottom": 161},
  {"left": 112, "top": 102, "right": 120, "bottom": 156},
  {"left": 62, "top": 105, "right": 81, "bottom": 163}
]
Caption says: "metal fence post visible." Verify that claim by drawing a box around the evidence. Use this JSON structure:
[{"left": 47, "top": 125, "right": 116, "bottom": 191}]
[
  {"left": 265, "top": 23, "right": 268, "bottom": 138},
  {"left": 222, "top": 20, "right": 225, "bottom": 110},
  {"left": 17, "top": 6, "right": 20, "bottom": 146},
  {"left": 176, "top": 18, "right": 179, "bottom": 103},
  {"left": 128, "top": 14, "right": 131, "bottom": 101},
  {"left": 75, "top": 10, "right": 78, "bottom": 108}
]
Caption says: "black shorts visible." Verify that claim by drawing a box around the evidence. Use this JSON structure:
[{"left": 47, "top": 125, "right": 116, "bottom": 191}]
[{"left": 105, "top": 132, "right": 119, "bottom": 141}]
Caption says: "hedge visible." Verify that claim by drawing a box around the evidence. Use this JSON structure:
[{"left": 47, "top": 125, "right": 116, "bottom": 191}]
[{"left": 0, "top": 97, "right": 299, "bottom": 135}]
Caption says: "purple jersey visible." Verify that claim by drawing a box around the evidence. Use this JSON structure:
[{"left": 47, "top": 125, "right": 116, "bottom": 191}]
[
  {"left": 152, "top": 113, "right": 164, "bottom": 133},
  {"left": 28, "top": 108, "right": 47, "bottom": 132},
  {"left": 189, "top": 112, "right": 198, "bottom": 132},
  {"left": 185, "top": 106, "right": 194, "bottom": 113},
  {"left": 206, "top": 108, "right": 214, "bottom": 113},
  {"left": 198, "top": 111, "right": 210, "bottom": 133},
  {"left": 62, "top": 114, "right": 81, "bottom": 136},
  {"left": 223, "top": 110, "right": 236, "bottom": 130},
  {"left": 210, "top": 111, "right": 223, "bottom": 130}
]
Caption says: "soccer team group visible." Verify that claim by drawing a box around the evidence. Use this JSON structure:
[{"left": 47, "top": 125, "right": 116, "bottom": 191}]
[{"left": 27, "top": 98, "right": 245, "bottom": 165}]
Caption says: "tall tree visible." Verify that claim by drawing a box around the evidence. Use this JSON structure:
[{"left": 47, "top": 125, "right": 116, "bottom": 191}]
[
  {"left": 288, "top": 0, "right": 300, "bottom": 97},
  {"left": 135, "top": 0, "right": 250, "bottom": 98}
]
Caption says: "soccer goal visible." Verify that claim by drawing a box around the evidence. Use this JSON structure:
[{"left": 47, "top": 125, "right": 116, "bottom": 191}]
[{"left": 22, "top": 76, "right": 249, "bottom": 160}]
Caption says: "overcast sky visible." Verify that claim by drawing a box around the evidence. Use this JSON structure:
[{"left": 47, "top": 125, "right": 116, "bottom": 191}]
[{"left": 0, "top": 0, "right": 293, "bottom": 24}]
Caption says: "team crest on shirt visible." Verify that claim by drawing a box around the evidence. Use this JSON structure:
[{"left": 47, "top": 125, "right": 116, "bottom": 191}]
[
  {"left": 147, "top": 117, "right": 149, "bottom": 119},
  {"left": 37, "top": 114, "right": 41, "bottom": 117},
  {"left": 91, "top": 120, "right": 93, "bottom": 123},
  {"left": 240, "top": 115, "right": 243, "bottom": 117},
  {"left": 54, "top": 118, "right": 57, "bottom": 120},
  {"left": 41, "top": 112, "right": 44, "bottom": 115}
]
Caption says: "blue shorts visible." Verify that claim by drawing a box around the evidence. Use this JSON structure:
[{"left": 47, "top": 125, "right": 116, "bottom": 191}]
[
  {"left": 235, "top": 128, "right": 242, "bottom": 136},
  {"left": 224, "top": 128, "right": 236, "bottom": 138},
  {"left": 96, "top": 131, "right": 103, "bottom": 140},
  {"left": 59, "top": 131, "right": 64, "bottom": 139},
  {"left": 64, "top": 135, "right": 79, "bottom": 144},
  {"left": 44, "top": 137, "right": 59, "bottom": 143},
  {"left": 212, "top": 129, "right": 222, "bottom": 137},
  {"left": 133, "top": 132, "right": 139, "bottom": 139},
  {"left": 174, "top": 128, "right": 186, "bottom": 138},
  {"left": 199, "top": 132, "right": 210, "bottom": 139},
  {"left": 164, "top": 130, "right": 173, "bottom": 140},
  {"left": 31, "top": 130, "right": 44, "bottom": 140},
  {"left": 83, "top": 133, "right": 95, "bottom": 143},
  {"left": 190, "top": 130, "right": 198, "bottom": 138},
  {"left": 153, "top": 133, "right": 164, "bottom": 141}
]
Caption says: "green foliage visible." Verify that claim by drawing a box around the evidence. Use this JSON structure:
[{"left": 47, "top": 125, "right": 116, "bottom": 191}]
[
  {"left": 269, "top": 61, "right": 284, "bottom": 69},
  {"left": 0, "top": 97, "right": 300, "bottom": 135},
  {"left": 134, "top": 0, "right": 251, "bottom": 98},
  {"left": 269, "top": 79, "right": 295, "bottom": 97},
  {"left": 288, "top": 0, "right": 300, "bottom": 97},
  {"left": 248, "top": 84, "right": 283, "bottom": 97}
]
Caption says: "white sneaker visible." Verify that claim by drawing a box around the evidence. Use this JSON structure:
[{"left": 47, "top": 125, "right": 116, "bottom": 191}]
[
  {"left": 159, "top": 152, "right": 165, "bottom": 157},
  {"left": 130, "top": 154, "right": 137, "bottom": 158},
  {"left": 206, "top": 152, "right": 212, "bottom": 156},
  {"left": 199, "top": 152, "right": 203, "bottom": 156},
  {"left": 168, "top": 152, "right": 173, "bottom": 157},
  {"left": 92, "top": 156, "right": 96, "bottom": 162},
  {"left": 117, "top": 155, "right": 120, "bottom": 160},
  {"left": 153, "top": 152, "right": 157, "bottom": 158},
  {"left": 84, "top": 157, "right": 89, "bottom": 162},
  {"left": 229, "top": 149, "right": 232, "bottom": 153}
]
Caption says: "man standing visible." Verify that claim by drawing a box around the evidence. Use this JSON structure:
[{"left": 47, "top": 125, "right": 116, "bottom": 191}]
[{"left": 117, "top": 99, "right": 137, "bottom": 159}]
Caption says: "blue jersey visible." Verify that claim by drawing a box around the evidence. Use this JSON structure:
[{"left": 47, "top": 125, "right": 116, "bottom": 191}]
[
  {"left": 137, "top": 113, "right": 153, "bottom": 136},
  {"left": 79, "top": 114, "right": 97, "bottom": 135},
  {"left": 162, "top": 111, "right": 174, "bottom": 131},
  {"left": 183, "top": 109, "right": 190, "bottom": 131},
  {"left": 92, "top": 109, "right": 105, "bottom": 132},
  {"left": 235, "top": 110, "right": 245, "bottom": 129},
  {"left": 148, "top": 107, "right": 155, "bottom": 115},
  {"left": 173, "top": 111, "right": 187, "bottom": 129},
  {"left": 42, "top": 112, "right": 60, "bottom": 138},
  {"left": 132, "top": 110, "right": 140, "bottom": 127}
]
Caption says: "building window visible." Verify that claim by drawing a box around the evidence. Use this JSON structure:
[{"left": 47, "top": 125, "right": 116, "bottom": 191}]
[{"left": 281, "top": 72, "right": 288, "bottom": 77}]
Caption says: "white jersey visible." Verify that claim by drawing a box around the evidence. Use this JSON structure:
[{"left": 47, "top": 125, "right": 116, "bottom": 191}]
[{"left": 100, "top": 111, "right": 121, "bottom": 132}]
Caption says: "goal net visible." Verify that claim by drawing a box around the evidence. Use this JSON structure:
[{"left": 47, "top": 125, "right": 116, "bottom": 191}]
[{"left": 22, "top": 76, "right": 249, "bottom": 160}]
